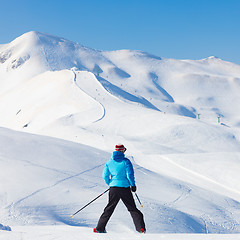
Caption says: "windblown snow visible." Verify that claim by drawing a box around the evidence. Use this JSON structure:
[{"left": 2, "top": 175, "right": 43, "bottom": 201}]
[{"left": 1, "top": 31, "right": 240, "bottom": 239}]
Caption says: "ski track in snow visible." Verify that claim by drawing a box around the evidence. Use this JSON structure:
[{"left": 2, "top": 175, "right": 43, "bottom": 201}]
[
  {"left": 165, "top": 188, "right": 192, "bottom": 207},
  {"left": 71, "top": 69, "right": 106, "bottom": 123},
  {"left": 7, "top": 163, "right": 104, "bottom": 210}
]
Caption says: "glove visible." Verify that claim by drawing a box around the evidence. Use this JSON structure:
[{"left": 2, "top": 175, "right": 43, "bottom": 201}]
[{"left": 131, "top": 186, "right": 137, "bottom": 192}]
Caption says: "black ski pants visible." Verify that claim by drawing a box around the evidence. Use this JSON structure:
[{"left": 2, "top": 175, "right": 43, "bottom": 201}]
[{"left": 96, "top": 187, "right": 146, "bottom": 232}]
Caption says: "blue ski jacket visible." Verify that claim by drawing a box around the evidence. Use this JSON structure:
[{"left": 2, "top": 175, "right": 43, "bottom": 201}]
[{"left": 102, "top": 151, "right": 135, "bottom": 188}]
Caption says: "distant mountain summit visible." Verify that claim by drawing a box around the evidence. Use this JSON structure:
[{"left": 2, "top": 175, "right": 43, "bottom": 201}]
[{"left": 0, "top": 31, "right": 107, "bottom": 73}]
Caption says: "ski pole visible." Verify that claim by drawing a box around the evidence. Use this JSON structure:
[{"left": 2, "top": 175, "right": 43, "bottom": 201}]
[
  {"left": 70, "top": 188, "right": 110, "bottom": 218},
  {"left": 135, "top": 193, "right": 144, "bottom": 208}
]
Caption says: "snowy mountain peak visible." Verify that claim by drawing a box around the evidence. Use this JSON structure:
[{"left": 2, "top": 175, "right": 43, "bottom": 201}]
[
  {"left": 200, "top": 55, "right": 223, "bottom": 62},
  {"left": 207, "top": 55, "right": 220, "bottom": 60},
  {"left": 9, "top": 31, "right": 78, "bottom": 50},
  {"left": 0, "top": 31, "right": 44, "bottom": 70},
  {"left": 11, "top": 31, "right": 40, "bottom": 43}
]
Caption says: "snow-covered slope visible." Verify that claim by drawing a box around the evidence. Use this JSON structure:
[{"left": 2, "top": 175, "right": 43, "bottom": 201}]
[
  {"left": 1, "top": 127, "right": 240, "bottom": 235},
  {"left": 1, "top": 31, "right": 240, "bottom": 236}
]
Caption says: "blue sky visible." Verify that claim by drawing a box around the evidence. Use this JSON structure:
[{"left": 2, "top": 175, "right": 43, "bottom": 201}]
[{"left": 1, "top": 0, "right": 240, "bottom": 64}]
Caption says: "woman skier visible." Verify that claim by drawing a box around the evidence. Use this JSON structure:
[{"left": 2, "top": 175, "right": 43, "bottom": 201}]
[{"left": 93, "top": 144, "right": 146, "bottom": 233}]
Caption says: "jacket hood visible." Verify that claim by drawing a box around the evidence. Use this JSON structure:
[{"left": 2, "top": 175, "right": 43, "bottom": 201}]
[{"left": 111, "top": 151, "right": 125, "bottom": 162}]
